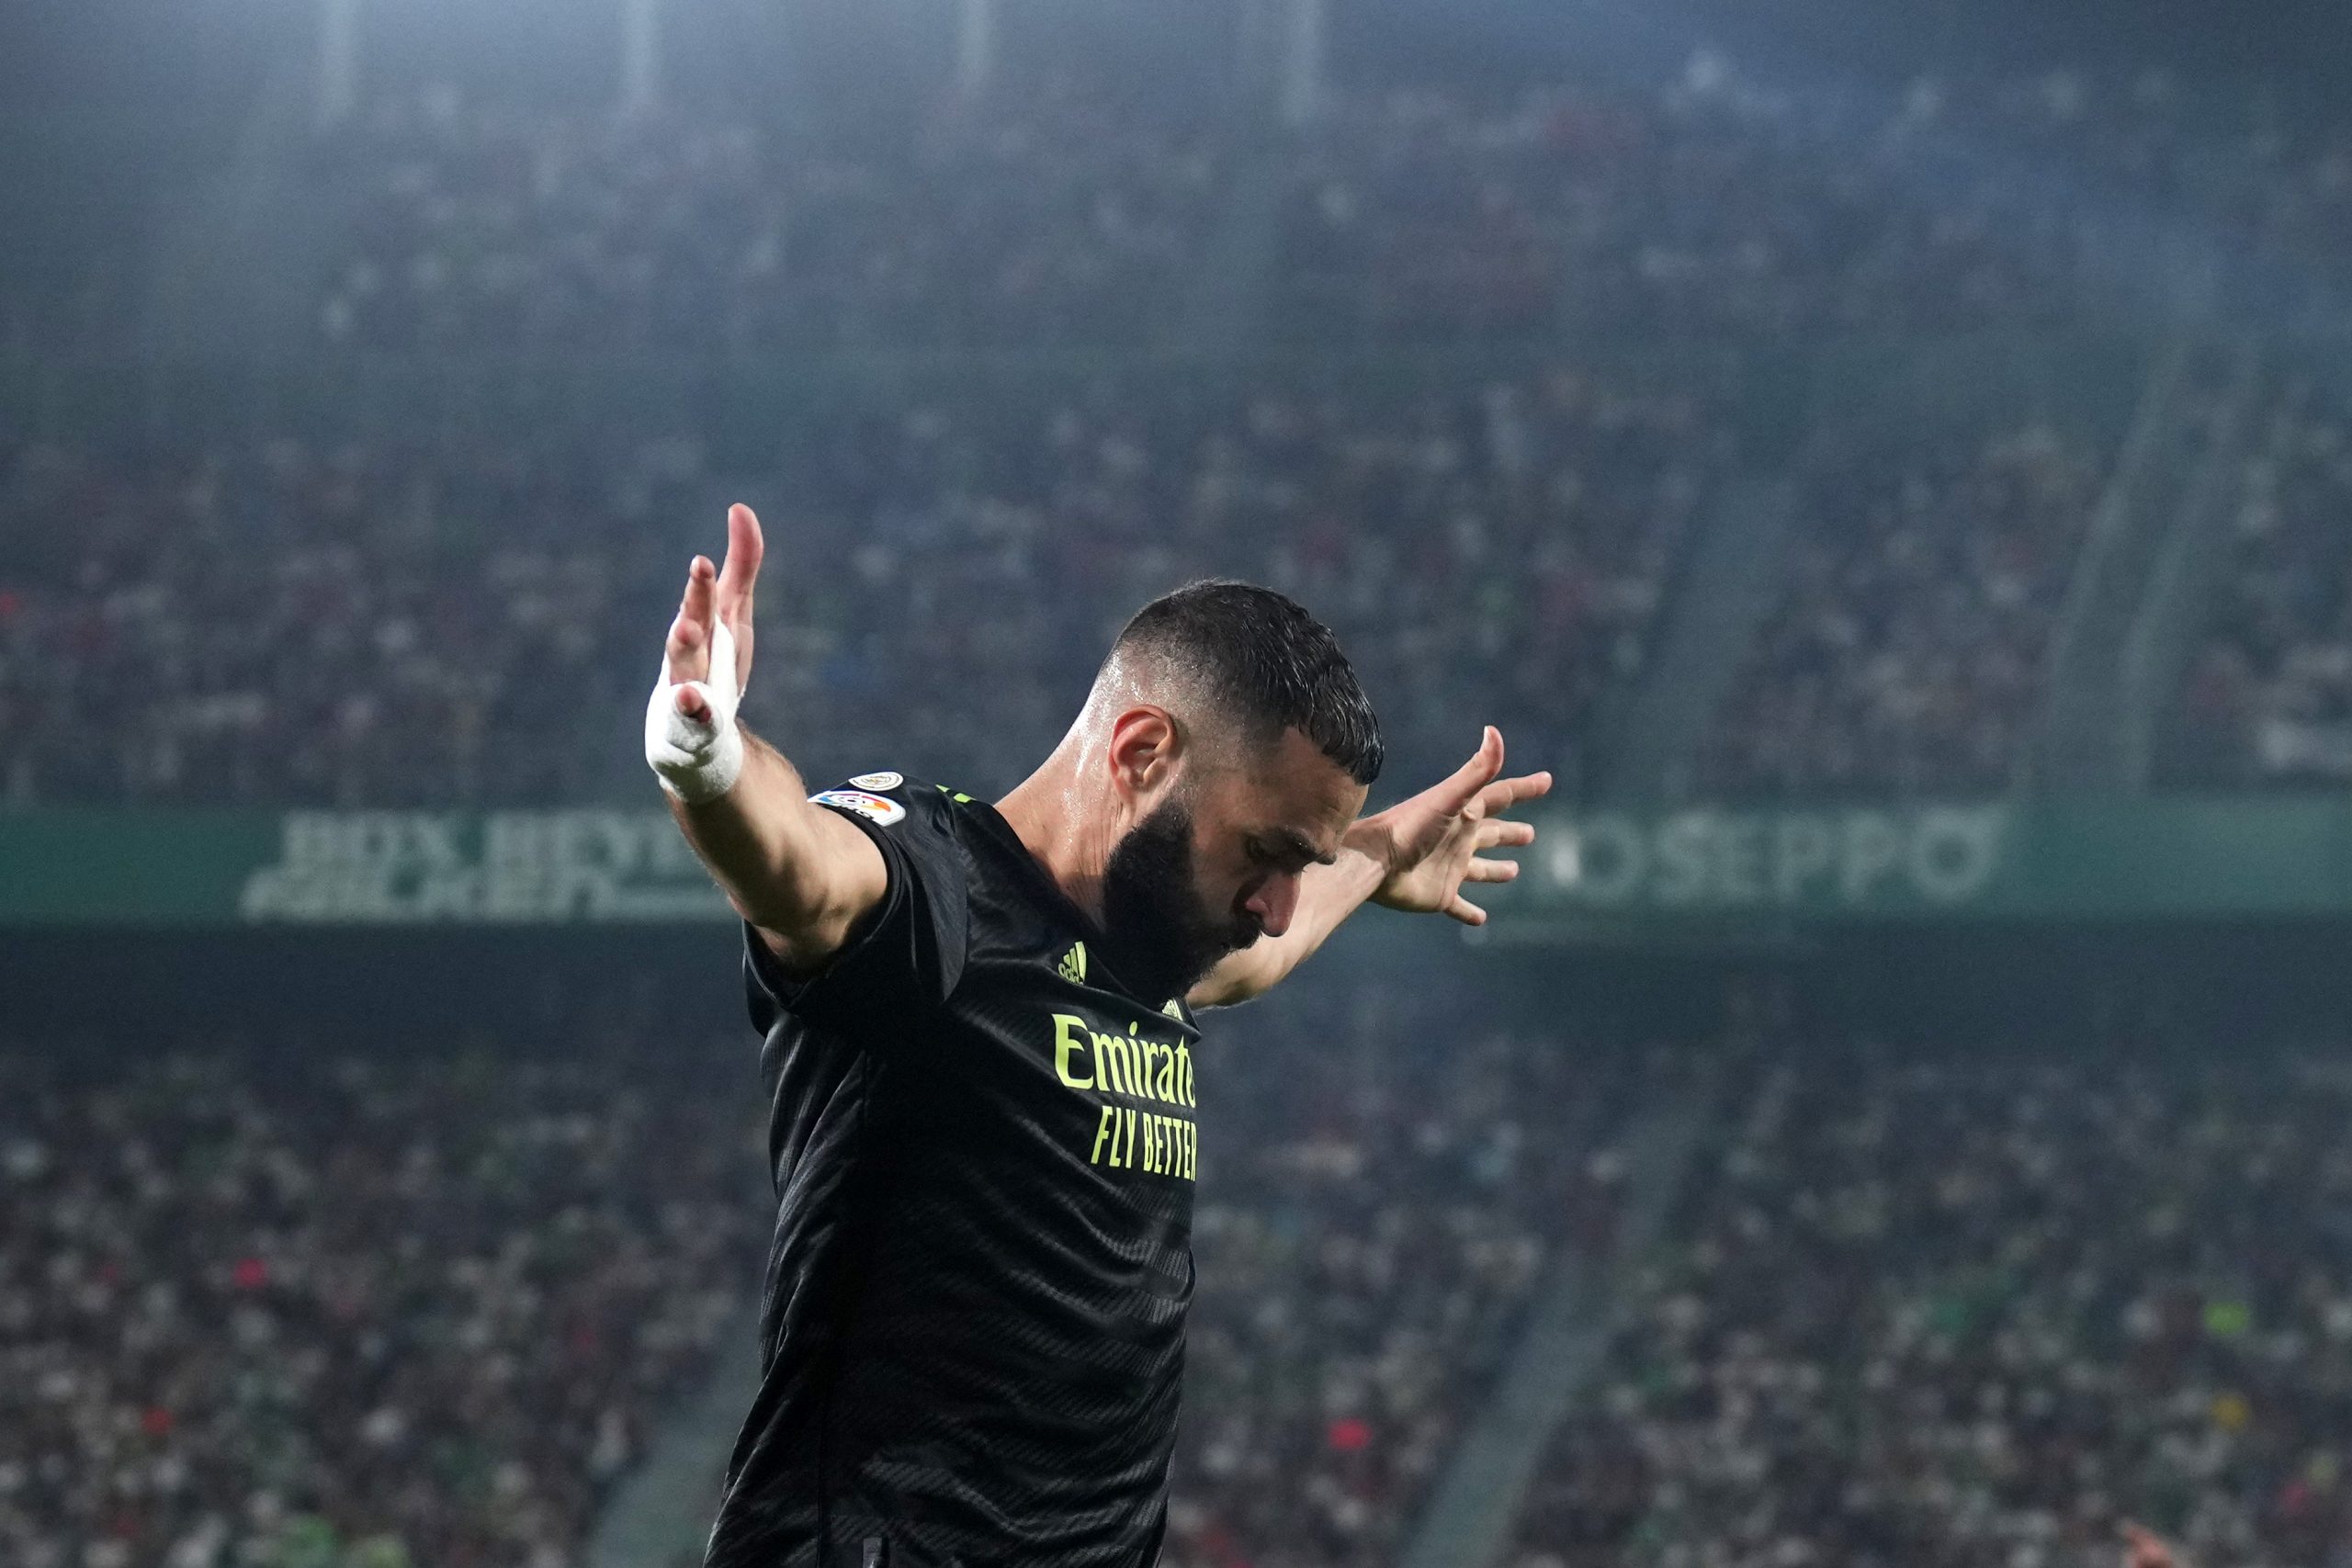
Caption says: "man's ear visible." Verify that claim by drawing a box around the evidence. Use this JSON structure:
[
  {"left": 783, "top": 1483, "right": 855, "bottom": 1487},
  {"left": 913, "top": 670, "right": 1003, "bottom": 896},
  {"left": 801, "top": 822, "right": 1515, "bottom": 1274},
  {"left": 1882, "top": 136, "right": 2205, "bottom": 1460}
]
[{"left": 1105, "top": 705, "right": 1180, "bottom": 810}]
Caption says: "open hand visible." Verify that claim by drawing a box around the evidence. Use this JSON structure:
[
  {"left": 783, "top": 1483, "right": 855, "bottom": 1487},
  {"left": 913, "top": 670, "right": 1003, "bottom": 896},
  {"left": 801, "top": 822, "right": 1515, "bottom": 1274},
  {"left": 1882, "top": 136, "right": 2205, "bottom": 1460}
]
[
  {"left": 1347, "top": 727, "right": 1552, "bottom": 926},
  {"left": 665, "top": 502, "right": 763, "bottom": 721},
  {"left": 646, "top": 502, "right": 764, "bottom": 804}
]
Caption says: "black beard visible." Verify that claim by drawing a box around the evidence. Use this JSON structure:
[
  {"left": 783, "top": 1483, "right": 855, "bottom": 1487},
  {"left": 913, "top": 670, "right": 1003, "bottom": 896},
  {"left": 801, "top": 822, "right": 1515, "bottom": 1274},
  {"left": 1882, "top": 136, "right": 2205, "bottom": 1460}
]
[{"left": 1100, "top": 797, "right": 1261, "bottom": 1001}]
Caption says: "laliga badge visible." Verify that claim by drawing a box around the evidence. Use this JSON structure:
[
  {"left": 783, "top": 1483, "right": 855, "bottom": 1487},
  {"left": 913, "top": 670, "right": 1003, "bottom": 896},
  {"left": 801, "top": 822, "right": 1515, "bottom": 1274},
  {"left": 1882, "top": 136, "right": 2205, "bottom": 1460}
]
[{"left": 810, "top": 788, "right": 907, "bottom": 825}]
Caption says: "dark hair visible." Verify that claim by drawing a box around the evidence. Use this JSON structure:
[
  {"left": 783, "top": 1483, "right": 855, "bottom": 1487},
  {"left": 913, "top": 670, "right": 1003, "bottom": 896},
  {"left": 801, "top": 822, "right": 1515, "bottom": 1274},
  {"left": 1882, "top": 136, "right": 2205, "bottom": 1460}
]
[{"left": 1110, "top": 580, "right": 1384, "bottom": 784}]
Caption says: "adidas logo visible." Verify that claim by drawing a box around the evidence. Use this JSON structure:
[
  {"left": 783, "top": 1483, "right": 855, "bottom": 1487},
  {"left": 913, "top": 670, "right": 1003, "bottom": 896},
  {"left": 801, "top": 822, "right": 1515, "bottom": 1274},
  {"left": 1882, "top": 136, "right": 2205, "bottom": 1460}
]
[
  {"left": 1057, "top": 942, "right": 1088, "bottom": 985},
  {"left": 1161, "top": 998, "right": 1185, "bottom": 1021}
]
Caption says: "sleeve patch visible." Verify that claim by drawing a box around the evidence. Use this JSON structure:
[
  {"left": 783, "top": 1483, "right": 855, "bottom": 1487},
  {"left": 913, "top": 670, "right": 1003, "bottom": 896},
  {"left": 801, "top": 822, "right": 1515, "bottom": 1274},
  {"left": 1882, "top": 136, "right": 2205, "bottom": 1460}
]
[
  {"left": 810, "top": 788, "right": 908, "bottom": 825},
  {"left": 849, "top": 770, "right": 905, "bottom": 791}
]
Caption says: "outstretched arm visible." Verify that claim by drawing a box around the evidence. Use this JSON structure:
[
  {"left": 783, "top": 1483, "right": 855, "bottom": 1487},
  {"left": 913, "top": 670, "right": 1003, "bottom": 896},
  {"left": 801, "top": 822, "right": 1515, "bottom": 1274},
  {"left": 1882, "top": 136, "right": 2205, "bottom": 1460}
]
[
  {"left": 1187, "top": 727, "right": 1550, "bottom": 1008},
  {"left": 651, "top": 503, "right": 887, "bottom": 976}
]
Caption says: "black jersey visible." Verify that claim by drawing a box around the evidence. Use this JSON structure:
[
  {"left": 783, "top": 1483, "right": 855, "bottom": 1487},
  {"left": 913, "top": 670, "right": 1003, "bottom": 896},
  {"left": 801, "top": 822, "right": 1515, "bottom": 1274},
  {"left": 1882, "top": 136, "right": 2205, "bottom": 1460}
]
[{"left": 706, "top": 772, "right": 1203, "bottom": 1568}]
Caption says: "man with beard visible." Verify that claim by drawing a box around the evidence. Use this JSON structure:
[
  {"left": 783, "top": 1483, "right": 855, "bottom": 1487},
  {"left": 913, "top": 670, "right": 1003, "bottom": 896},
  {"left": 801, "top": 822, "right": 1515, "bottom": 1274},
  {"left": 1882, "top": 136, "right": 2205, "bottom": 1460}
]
[{"left": 648, "top": 504, "right": 1550, "bottom": 1568}]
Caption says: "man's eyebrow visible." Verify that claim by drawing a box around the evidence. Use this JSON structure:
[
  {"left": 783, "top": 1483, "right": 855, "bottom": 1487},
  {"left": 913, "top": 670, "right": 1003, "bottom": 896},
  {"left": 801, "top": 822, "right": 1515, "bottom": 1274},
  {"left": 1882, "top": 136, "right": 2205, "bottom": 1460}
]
[{"left": 1261, "top": 827, "right": 1338, "bottom": 867}]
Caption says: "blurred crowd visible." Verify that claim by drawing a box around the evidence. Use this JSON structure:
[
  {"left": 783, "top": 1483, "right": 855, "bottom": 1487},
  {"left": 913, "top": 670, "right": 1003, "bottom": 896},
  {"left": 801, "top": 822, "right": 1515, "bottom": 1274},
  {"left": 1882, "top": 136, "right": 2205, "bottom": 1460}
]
[
  {"left": 2171, "top": 374, "right": 2352, "bottom": 787},
  {"left": 1169, "top": 978, "right": 1643, "bottom": 1568},
  {"left": 1277, "top": 64, "right": 2099, "bottom": 344},
  {"left": 1283, "top": 62, "right": 2352, "bottom": 344},
  {"left": 27, "top": 996, "right": 2352, "bottom": 1567},
  {"left": 312, "top": 84, "right": 1224, "bottom": 353},
  {"left": 1703, "top": 422, "right": 2109, "bottom": 797},
  {"left": 0, "top": 967, "right": 1646, "bottom": 1568},
  {"left": 17, "top": 60, "right": 2352, "bottom": 804},
  {"left": 0, "top": 364, "right": 1729, "bottom": 807},
  {"left": 29, "top": 367, "right": 2352, "bottom": 806},
  {"left": 0, "top": 1041, "right": 765, "bottom": 1568},
  {"left": 299, "top": 62, "right": 2352, "bottom": 354},
  {"left": 1509, "top": 1045, "right": 2352, "bottom": 1568},
  {"left": 0, "top": 434, "right": 704, "bottom": 807}
]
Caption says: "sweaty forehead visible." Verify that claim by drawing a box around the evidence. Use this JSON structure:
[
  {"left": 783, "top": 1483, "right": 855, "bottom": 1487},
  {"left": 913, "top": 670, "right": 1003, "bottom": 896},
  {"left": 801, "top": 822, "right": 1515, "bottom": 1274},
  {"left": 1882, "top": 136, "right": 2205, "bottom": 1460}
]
[{"left": 1198, "top": 727, "right": 1365, "bottom": 852}]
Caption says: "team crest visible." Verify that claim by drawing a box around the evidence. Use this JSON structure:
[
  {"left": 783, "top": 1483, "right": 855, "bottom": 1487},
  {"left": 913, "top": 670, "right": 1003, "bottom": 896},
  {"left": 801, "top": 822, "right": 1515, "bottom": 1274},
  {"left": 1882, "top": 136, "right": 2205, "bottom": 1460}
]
[
  {"left": 1057, "top": 942, "right": 1088, "bottom": 984},
  {"left": 849, "top": 771, "right": 904, "bottom": 792},
  {"left": 809, "top": 788, "right": 907, "bottom": 825}
]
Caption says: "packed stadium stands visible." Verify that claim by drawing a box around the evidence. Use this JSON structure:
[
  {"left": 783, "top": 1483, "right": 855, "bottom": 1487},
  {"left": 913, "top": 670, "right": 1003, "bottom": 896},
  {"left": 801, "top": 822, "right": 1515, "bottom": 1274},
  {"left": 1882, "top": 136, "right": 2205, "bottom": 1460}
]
[
  {"left": 1171, "top": 982, "right": 1644, "bottom": 1568},
  {"left": 0, "top": 971, "right": 1637, "bottom": 1568},
  {"left": 1505, "top": 1041, "right": 2352, "bottom": 1568},
  {"left": 0, "top": 433, "right": 707, "bottom": 807},
  {"left": 20, "top": 55, "right": 2352, "bottom": 802},
  {"left": 1273, "top": 72, "right": 2102, "bottom": 344},
  {"left": 0, "top": 1037, "right": 764, "bottom": 1568},
  {"left": 0, "top": 363, "right": 1731, "bottom": 807},
  {"left": 1702, "top": 421, "right": 2110, "bottom": 797},
  {"left": 2167, "top": 372, "right": 2352, "bottom": 787},
  {"left": 311, "top": 85, "right": 1227, "bottom": 353},
  {"left": 292, "top": 66, "right": 2352, "bottom": 355},
  {"left": 29, "top": 998, "right": 2349, "bottom": 1568}
]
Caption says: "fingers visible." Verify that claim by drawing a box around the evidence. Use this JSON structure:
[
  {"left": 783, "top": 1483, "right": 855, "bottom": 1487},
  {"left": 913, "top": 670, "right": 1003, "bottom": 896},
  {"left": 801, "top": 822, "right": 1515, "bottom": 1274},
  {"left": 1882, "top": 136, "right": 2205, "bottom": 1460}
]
[
  {"left": 1478, "top": 769, "right": 1554, "bottom": 818},
  {"left": 1437, "top": 726, "right": 1507, "bottom": 812},
  {"left": 1467, "top": 817, "right": 1531, "bottom": 884},
  {"left": 664, "top": 555, "right": 718, "bottom": 684},
  {"left": 717, "top": 503, "right": 763, "bottom": 607},
  {"left": 1443, "top": 891, "right": 1487, "bottom": 926},
  {"left": 1476, "top": 818, "right": 1536, "bottom": 851},
  {"left": 716, "top": 503, "right": 763, "bottom": 687},
  {"left": 663, "top": 505, "right": 762, "bottom": 694}
]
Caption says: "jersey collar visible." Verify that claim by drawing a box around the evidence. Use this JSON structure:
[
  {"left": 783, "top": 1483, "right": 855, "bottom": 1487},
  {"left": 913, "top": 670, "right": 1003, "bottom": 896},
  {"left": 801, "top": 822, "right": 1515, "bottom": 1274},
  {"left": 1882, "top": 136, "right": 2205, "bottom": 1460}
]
[{"left": 962, "top": 796, "right": 1170, "bottom": 1008}]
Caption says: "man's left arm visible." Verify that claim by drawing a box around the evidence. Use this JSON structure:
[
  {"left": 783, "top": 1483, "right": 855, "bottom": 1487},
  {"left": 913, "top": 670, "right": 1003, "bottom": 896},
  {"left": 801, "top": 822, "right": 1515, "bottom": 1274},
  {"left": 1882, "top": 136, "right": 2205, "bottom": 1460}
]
[{"left": 1188, "top": 727, "right": 1550, "bottom": 1009}]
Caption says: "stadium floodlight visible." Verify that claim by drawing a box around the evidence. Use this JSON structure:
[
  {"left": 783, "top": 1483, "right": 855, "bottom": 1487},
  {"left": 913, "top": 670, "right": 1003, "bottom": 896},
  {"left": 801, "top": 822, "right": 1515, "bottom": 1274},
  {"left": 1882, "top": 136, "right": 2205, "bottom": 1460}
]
[
  {"left": 956, "top": 0, "right": 997, "bottom": 102},
  {"left": 316, "top": 0, "right": 359, "bottom": 127},
  {"left": 311, "top": 0, "right": 673, "bottom": 125},
  {"left": 621, "top": 0, "right": 661, "bottom": 115}
]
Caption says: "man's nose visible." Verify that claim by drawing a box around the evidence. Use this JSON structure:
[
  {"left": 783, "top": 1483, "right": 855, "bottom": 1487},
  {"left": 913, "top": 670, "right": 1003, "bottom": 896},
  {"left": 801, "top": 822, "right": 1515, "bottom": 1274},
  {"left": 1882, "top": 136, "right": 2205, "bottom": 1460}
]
[{"left": 1246, "top": 874, "right": 1302, "bottom": 940}]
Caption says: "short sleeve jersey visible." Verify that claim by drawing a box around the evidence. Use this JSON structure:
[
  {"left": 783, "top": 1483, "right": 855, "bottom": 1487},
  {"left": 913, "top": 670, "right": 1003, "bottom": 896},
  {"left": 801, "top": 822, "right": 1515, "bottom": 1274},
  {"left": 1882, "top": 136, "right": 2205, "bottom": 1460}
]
[{"left": 704, "top": 773, "right": 1204, "bottom": 1568}]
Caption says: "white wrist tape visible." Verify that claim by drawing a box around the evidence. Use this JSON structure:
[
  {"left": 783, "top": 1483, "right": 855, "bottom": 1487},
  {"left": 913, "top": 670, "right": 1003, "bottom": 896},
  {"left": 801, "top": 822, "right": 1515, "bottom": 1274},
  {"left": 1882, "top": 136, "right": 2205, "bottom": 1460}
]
[{"left": 645, "top": 617, "right": 746, "bottom": 804}]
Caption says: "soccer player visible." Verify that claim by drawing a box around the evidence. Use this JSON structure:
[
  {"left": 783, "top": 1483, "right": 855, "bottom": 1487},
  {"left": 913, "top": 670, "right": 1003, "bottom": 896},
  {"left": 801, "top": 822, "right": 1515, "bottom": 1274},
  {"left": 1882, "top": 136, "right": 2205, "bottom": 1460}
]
[{"left": 648, "top": 504, "right": 1550, "bottom": 1568}]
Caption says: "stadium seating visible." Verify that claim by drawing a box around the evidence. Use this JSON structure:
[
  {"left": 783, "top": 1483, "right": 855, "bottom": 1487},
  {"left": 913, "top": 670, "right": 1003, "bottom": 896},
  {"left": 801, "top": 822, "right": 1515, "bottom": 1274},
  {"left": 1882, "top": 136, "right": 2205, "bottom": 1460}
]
[
  {"left": 0, "top": 1041, "right": 764, "bottom": 1568},
  {"left": 0, "top": 366, "right": 1732, "bottom": 807},
  {"left": 1273, "top": 74, "right": 2097, "bottom": 345},
  {"left": 2166, "top": 374, "right": 2352, "bottom": 787},
  {"left": 311, "top": 85, "right": 1226, "bottom": 353},
  {"left": 0, "top": 976, "right": 1640, "bottom": 1568},
  {"left": 1170, "top": 978, "right": 1644, "bottom": 1567},
  {"left": 298, "top": 67, "right": 2352, "bottom": 355},
  {"left": 1507, "top": 1044, "right": 2352, "bottom": 1568},
  {"left": 1702, "top": 423, "right": 2110, "bottom": 797}
]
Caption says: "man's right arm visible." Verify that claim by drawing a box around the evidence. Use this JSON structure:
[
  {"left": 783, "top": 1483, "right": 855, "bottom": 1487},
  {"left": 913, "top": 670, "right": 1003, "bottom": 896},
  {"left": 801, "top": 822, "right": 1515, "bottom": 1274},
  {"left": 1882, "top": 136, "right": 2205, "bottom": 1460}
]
[
  {"left": 662, "top": 725, "right": 886, "bottom": 976},
  {"left": 647, "top": 504, "right": 888, "bottom": 977}
]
